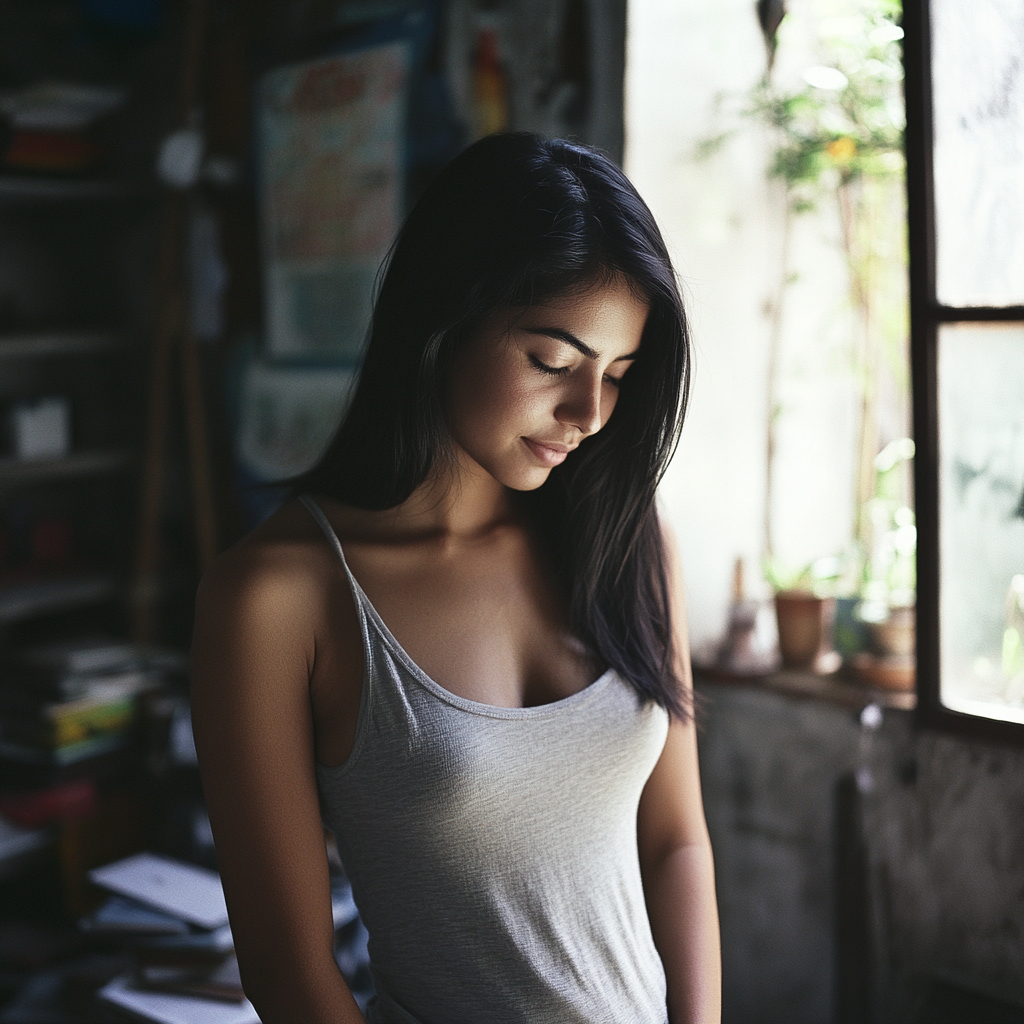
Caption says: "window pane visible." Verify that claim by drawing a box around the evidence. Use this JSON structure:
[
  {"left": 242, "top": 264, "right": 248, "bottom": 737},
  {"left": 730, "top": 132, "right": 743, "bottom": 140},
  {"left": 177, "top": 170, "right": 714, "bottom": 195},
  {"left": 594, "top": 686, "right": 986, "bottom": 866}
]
[
  {"left": 931, "top": 0, "right": 1024, "bottom": 308},
  {"left": 938, "top": 323, "right": 1024, "bottom": 723}
]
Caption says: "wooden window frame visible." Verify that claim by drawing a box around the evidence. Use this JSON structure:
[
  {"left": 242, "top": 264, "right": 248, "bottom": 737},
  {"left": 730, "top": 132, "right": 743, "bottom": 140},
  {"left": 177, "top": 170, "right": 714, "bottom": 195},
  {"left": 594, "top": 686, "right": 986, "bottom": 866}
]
[{"left": 904, "top": 0, "right": 1024, "bottom": 744}]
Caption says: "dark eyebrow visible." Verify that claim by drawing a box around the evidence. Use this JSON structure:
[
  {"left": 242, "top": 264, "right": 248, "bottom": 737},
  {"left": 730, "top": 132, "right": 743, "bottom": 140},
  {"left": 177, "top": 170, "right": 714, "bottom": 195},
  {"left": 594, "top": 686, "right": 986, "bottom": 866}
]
[{"left": 523, "top": 327, "right": 640, "bottom": 362}]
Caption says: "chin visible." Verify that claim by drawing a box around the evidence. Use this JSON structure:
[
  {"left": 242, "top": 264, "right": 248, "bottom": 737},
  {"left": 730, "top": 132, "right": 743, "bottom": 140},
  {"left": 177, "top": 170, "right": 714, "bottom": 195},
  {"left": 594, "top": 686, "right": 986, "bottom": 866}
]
[
  {"left": 476, "top": 457, "right": 549, "bottom": 492},
  {"left": 502, "top": 465, "right": 554, "bottom": 492},
  {"left": 460, "top": 443, "right": 554, "bottom": 492}
]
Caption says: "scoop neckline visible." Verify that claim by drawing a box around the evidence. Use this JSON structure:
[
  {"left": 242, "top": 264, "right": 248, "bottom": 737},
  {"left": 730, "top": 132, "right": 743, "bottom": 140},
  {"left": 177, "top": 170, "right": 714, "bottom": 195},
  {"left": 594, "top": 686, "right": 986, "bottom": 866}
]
[
  {"left": 349, "top": 567, "right": 615, "bottom": 721},
  {"left": 299, "top": 492, "right": 617, "bottom": 723}
]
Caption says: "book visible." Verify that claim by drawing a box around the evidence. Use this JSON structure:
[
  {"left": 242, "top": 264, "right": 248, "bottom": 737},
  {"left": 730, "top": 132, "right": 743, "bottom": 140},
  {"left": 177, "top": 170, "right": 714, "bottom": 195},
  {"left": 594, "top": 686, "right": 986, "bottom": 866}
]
[
  {"left": 18, "top": 638, "right": 140, "bottom": 677},
  {"left": 0, "top": 730, "right": 130, "bottom": 766},
  {"left": 0, "top": 738, "right": 139, "bottom": 789},
  {"left": 0, "top": 680, "right": 150, "bottom": 766},
  {"left": 3, "top": 636, "right": 185, "bottom": 699}
]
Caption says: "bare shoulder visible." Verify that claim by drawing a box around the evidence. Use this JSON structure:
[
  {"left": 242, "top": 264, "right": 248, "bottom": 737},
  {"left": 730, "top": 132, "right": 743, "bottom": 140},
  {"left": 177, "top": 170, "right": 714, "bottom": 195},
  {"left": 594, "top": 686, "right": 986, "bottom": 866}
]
[
  {"left": 193, "top": 499, "right": 337, "bottom": 685},
  {"left": 198, "top": 499, "right": 332, "bottom": 611}
]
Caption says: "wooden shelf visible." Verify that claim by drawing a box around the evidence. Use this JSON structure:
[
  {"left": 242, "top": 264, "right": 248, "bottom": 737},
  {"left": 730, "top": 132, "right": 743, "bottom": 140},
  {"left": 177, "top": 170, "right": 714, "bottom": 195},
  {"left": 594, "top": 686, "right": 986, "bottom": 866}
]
[
  {"left": 0, "top": 176, "right": 152, "bottom": 202},
  {"left": 0, "top": 331, "right": 126, "bottom": 359},
  {"left": 0, "top": 573, "right": 118, "bottom": 624},
  {"left": 694, "top": 664, "right": 917, "bottom": 712},
  {"left": 0, "top": 450, "right": 132, "bottom": 486}
]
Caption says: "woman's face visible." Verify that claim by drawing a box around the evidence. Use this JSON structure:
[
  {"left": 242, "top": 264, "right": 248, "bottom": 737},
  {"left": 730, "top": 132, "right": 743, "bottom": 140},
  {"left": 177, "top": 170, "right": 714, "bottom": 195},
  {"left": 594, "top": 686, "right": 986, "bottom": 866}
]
[{"left": 444, "top": 276, "right": 649, "bottom": 492}]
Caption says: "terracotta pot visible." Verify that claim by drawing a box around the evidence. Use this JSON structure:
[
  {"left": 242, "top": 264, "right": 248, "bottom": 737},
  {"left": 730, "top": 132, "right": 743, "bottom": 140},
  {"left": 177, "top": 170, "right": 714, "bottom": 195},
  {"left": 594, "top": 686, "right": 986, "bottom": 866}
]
[
  {"left": 869, "top": 605, "right": 916, "bottom": 658},
  {"left": 774, "top": 591, "right": 839, "bottom": 672}
]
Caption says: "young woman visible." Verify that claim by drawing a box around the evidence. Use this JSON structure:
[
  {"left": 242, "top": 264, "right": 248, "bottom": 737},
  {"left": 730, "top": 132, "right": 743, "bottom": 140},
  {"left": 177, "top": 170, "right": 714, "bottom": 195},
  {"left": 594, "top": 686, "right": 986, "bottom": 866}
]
[{"left": 191, "top": 132, "right": 720, "bottom": 1024}]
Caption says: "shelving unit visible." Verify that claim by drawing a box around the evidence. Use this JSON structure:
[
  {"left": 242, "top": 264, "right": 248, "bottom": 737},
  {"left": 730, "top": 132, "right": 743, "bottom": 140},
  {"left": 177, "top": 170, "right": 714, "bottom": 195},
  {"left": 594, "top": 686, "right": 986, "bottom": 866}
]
[
  {"left": 0, "top": 2, "right": 193, "bottom": 956},
  {"left": 0, "top": 172, "right": 153, "bottom": 642},
  {"left": 0, "top": 573, "right": 118, "bottom": 626},
  {"left": 0, "top": 331, "right": 125, "bottom": 359},
  {"left": 0, "top": 451, "right": 132, "bottom": 486},
  {"left": 0, "top": 176, "right": 151, "bottom": 203},
  {"left": 0, "top": 164, "right": 154, "bottom": 908}
]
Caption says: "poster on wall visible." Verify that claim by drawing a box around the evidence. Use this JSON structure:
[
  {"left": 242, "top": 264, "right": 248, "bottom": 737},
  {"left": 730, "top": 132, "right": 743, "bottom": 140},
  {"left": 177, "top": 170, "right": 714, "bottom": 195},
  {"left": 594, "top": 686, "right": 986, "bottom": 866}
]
[
  {"left": 257, "top": 37, "right": 409, "bottom": 362},
  {"left": 236, "top": 359, "right": 358, "bottom": 481}
]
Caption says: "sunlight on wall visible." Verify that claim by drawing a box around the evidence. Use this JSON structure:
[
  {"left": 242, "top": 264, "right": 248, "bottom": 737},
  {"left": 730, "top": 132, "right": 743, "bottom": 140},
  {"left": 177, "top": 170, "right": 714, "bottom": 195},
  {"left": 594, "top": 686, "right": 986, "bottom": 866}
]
[{"left": 625, "top": 0, "right": 868, "bottom": 648}]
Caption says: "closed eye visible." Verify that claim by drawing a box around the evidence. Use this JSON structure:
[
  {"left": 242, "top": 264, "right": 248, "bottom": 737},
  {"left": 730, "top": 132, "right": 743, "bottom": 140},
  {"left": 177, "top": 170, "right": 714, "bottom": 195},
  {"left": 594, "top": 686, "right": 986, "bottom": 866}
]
[{"left": 529, "top": 354, "right": 571, "bottom": 377}]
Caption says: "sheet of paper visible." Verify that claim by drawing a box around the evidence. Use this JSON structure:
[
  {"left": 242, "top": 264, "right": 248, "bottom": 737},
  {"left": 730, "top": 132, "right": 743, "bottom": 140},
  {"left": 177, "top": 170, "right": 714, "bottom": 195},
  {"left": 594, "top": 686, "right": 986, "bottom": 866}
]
[
  {"left": 332, "top": 882, "right": 358, "bottom": 929},
  {"left": 88, "top": 853, "right": 229, "bottom": 930},
  {"left": 99, "top": 975, "right": 260, "bottom": 1024},
  {"left": 258, "top": 39, "right": 408, "bottom": 360},
  {"left": 143, "top": 923, "right": 234, "bottom": 954}
]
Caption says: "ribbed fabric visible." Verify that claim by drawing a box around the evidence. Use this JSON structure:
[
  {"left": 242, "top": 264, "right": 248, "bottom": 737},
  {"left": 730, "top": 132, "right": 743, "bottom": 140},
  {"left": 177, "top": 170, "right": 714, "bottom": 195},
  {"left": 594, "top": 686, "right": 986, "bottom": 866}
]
[{"left": 300, "top": 495, "right": 669, "bottom": 1024}]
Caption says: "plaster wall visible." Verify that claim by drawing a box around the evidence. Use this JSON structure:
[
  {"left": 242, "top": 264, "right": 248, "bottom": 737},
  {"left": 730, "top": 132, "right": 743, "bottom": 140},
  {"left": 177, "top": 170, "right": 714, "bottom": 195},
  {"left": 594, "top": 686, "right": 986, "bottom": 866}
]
[{"left": 624, "top": 0, "right": 862, "bottom": 647}]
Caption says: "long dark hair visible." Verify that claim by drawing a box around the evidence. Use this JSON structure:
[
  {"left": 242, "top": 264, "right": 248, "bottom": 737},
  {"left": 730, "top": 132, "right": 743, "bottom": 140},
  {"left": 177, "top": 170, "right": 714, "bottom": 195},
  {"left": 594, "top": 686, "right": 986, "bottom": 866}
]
[{"left": 295, "top": 132, "right": 692, "bottom": 718}]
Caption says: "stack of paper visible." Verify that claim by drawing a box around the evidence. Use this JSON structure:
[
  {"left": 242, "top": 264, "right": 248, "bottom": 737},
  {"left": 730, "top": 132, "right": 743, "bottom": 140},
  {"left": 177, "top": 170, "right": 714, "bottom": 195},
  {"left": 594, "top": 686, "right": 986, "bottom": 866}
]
[
  {"left": 85, "top": 852, "right": 361, "bottom": 1023},
  {"left": 83, "top": 853, "right": 254, "bottom": 1024},
  {"left": 100, "top": 976, "right": 260, "bottom": 1024}
]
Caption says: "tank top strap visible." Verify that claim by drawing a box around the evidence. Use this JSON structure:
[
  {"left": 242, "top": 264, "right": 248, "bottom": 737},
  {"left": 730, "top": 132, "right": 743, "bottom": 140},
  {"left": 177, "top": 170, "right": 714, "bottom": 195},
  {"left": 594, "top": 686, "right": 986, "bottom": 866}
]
[{"left": 298, "top": 494, "right": 364, "bottom": 604}]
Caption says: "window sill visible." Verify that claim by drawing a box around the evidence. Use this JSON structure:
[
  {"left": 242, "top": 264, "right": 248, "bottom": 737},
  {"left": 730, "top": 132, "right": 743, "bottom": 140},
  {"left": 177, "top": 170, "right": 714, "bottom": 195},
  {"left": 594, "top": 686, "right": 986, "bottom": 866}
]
[{"left": 693, "top": 663, "right": 916, "bottom": 712}]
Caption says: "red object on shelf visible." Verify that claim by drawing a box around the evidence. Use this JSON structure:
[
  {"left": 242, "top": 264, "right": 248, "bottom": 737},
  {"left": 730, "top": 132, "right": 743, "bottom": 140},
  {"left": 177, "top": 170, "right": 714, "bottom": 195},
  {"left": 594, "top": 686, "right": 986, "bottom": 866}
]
[
  {"left": 0, "top": 778, "right": 98, "bottom": 827},
  {"left": 3, "top": 128, "right": 107, "bottom": 173}
]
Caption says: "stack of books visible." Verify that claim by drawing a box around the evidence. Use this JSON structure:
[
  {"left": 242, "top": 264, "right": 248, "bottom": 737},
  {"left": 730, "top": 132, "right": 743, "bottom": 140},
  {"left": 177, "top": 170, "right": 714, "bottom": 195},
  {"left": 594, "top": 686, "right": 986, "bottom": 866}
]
[{"left": 0, "top": 639, "right": 177, "bottom": 787}]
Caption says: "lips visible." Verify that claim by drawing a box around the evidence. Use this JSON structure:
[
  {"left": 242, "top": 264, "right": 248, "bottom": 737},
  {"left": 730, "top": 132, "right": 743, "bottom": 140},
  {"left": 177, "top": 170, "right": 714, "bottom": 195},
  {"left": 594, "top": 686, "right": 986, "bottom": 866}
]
[{"left": 522, "top": 437, "right": 576, "bottom": 466}]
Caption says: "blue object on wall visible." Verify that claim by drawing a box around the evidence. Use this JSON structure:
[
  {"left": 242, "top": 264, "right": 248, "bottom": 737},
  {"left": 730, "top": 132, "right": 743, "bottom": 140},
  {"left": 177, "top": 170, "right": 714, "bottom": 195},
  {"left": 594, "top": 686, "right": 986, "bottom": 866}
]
[{"left": 79, "top": 0, "right": 161, "bottom": 31}]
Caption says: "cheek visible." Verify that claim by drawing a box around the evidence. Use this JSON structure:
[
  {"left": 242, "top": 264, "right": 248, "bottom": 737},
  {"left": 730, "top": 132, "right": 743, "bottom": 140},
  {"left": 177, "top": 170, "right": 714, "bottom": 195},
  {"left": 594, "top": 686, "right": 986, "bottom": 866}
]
[
  {"left": 447, "top": 347, "right": 536, "bottom": 443},
  {"left": 602, "top": 386, "right": 621, "bottom": 426}
]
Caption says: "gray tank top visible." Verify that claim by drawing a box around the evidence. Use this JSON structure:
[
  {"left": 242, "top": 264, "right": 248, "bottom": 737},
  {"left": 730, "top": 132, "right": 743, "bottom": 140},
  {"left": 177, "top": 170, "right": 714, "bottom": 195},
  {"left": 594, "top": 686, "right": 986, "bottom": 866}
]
[{"left": 300, "top": 495, "right": 670, "bottom": 1024}]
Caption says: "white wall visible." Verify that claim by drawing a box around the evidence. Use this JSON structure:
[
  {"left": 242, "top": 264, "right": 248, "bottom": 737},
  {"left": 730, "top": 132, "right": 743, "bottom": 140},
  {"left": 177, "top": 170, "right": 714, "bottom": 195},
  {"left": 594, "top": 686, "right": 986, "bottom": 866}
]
[{"left": 624, "top": 0, "right": 861, "bottom": 649}]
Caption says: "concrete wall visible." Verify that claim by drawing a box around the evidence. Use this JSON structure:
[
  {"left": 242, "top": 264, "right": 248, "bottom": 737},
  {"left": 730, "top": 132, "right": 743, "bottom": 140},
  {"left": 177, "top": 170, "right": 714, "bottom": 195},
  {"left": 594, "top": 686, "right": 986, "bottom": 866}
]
[
  {"left": 862, "top": 728, "right": 1024, "bottom": 1021},
  {"left": 697, "top": 680, "right": 1024, "bottom": 1023}
]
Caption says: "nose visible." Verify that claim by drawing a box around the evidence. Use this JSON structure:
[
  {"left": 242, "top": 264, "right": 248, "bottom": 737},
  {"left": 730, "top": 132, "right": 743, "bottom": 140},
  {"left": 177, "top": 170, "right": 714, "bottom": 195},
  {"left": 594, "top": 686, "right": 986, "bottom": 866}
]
[{"left": 556, "top": 371, "right": 605, "bottom": 437}]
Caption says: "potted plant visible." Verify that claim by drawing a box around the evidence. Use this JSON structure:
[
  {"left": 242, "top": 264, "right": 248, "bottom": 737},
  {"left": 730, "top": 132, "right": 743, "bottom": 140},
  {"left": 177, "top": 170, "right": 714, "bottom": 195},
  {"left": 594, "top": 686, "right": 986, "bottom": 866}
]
[
  {"left": 765, "top": 557, "right": 843, "bottom": 674},
  {"left": 850, "top": 436, "right": 917, "bottom": 689}
]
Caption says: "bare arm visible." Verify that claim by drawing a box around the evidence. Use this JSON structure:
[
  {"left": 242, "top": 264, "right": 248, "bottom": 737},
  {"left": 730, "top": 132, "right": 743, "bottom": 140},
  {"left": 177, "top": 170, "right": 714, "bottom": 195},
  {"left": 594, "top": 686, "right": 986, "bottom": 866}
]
[
  {"left": 190, "top": 544, "right": 364, "bottom": 1023},
  {"left": 637, "top": 520, "right": 721, "bottom": 1024}
]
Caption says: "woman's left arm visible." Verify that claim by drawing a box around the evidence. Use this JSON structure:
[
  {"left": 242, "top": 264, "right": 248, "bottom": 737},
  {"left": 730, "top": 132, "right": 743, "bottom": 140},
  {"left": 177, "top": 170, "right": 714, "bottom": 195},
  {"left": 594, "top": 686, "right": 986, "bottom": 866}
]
[{"left": 637, "top": 519, "right": 721, "bottom": 1024}]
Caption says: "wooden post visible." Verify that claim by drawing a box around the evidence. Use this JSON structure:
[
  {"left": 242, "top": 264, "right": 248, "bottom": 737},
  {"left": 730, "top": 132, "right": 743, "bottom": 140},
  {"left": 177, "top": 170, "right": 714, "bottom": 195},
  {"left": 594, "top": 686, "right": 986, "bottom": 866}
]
[{"left": 132, "top": 0, "right": 214, "bottom": 641}]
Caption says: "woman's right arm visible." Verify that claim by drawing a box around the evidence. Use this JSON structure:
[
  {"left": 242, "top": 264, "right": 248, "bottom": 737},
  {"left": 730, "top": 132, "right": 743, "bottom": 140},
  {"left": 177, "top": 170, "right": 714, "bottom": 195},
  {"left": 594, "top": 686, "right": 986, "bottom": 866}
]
[{"left": 190, "top": 544, "right": 365, "bottom": 1023}]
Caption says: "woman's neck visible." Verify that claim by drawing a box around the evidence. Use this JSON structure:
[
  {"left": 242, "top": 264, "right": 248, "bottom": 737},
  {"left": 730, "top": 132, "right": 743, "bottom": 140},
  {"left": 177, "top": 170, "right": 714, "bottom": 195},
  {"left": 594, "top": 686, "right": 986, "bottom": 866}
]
[{"left": 333, "top": 444, "right": 517, "bottom": 544}]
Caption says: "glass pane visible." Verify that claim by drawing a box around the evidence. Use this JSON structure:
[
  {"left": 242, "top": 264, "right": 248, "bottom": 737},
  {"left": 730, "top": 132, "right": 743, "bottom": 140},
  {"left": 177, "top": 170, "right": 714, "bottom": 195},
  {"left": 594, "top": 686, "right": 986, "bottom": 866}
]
[
  {"left": 938, "top": 323, "right": 1024, "bottom": 722},
  {"left": 931, "top": 0, "right": 1024, "bottom": 308}
]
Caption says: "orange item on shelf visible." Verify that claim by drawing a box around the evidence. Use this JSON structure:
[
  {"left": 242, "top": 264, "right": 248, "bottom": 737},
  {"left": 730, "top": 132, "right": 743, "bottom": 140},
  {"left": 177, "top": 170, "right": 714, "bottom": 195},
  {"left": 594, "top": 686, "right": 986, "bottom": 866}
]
[{"left": 473, "top": 27, "right": 509, "bottom": 139}]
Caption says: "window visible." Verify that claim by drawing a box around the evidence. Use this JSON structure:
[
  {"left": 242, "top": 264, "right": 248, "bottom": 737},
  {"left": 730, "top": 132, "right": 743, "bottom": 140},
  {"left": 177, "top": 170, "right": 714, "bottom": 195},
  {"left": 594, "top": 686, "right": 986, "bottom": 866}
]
[{"left": 905, "top": 0, "right": 1024, "bottom": 739}]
